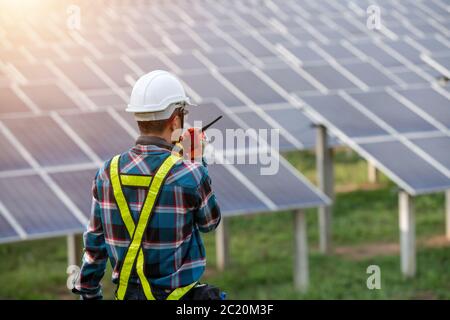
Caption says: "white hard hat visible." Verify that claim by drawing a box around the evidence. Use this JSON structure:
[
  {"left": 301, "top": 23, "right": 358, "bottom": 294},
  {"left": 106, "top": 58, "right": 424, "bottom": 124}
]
[{"left": 126, "top": 70, "right": 195, "bottom": 121}]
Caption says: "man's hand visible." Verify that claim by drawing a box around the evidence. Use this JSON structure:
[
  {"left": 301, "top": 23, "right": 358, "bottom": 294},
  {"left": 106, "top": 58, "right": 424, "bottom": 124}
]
[{"left": 180, "top": 127, "right": 207, "bottom": 162}]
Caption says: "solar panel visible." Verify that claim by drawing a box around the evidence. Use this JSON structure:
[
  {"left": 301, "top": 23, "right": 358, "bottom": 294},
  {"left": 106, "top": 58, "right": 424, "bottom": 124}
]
[
  {"left": 414, "top": 37, "right": 450, "bottom": 55},
  {"left": 0, "top": 175, "right": 83, "bottom": 235},
  {"left": 181, "top": 72, "right": 245, "bottom": 107},
  {"left": 289, "top": 30, "right": 317, "bottom": 43},
  {"left": 411, "top": 136, "right": 450, "bottom": 170},
  {"left": 0, "top": 134, "right": 30, "bottom": 171},
  {"left": 207, "top": 163, "right": 269, "bottom": 215},
  {"left": 20, "top": 83, "right": 80, "bottom": 111},
  {"left": 61, "top": 111, "right": 135, "bottom": 160},
  {"left": 50, "top": 169, "right": 97, "bottom": 217},
  {"left": 359, "top": 140, "right": 450, "bottom": 194},
  {"left": 350, "top": 40, "right": 402, "bottom": 67},
  {"left": 383, "top": 40, "right": 423, "bottom": 65},
  {"left": 194, "top": 34, "right": 231, "bottom": 49},
  {"left": 232, "top": 109, "right": 297, "bottom": 151},
  {"left": 264, "top": 108, "right": 317, "bottom": 149},
  {"left": 11, "top": 63, "right": 56, "bottom": 82},
  {"left": 201, "top": 51, "right": 243, "bottom": 69},
  {"left": 281, "top": 44, "right": 325, "bottom": 65},
  {"left": 0, "top": 214, "right": 18, "bottom": 241},
  {"left": 319, "top": 43, "right": 359, "bottom": 61},
  {"left": 390, "top": 69, "right": 429, "bottom": 86},
  {"left": 115, "top": 30, "right": 146, "bottom": 51},
  {"left": 175, "top": 37, "right": 207, "bottom": 51},
  {"left": 303, "top": 64, "right": 358, "bottom": 90},
  {"left": 258, "top": 31, "right": 292, "bottom": 47},
  {"left": 54, "top": 60, "right": 110, "bottom": 91},
  {"left": 0, "top": 87, "right": 30, "bottom": 114},
  {"left": 168, "top": 53, "right": 208, "bottom": 72},
  {"left": 94, "top": 57, "right": 138, "bottom": 87},
  {"left": 263, "top": 65, "right": 318, "bottom": 93},
  {"left": 341, "top": 62, "right": 397, "bottom": 87},
  {"left": 349, "top": 91, "right": 437, "bottom": 133},
  {"left": 221, "top": 69, "right": 287, "bottom": 105},
  {"left": 85, "top": 91, "right": 125, "bottom": 108},
  {"left": 0, "top": 49, "right": 28, "bottom": 65},
  {"left": 302, "top": 94, "right": 388, "bottom": 138},
  {"left": 228, "top": 34, "right": 277, "bottom": 59},
  {"left": 231, "top": 157, "right": 326, "bottom": 208},
  {"left": 396, "top": 87, "right": 450, "bottom": 128},
  {"left": 2, "top": 116, "right": 92, "bottom": 167},
  {"left": 187, "top": 102, "right": 241, "bottom": 133},
  {"left": 129, "top": 54, "right": 170, "bottom": 73},
  {"left": 90, "top": 42, "right": 124, "bottom": 56}
]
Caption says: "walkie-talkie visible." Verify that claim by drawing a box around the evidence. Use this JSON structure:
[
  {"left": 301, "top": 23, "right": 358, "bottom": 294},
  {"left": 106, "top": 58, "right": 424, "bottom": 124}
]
[{"left": 201, "top": 115, "right": 223, "bottom": 132}]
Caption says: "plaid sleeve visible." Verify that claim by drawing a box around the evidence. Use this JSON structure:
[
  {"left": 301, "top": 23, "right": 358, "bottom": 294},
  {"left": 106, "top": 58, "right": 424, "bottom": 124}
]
[
  {"left": 194, "top": 166, "right": 221, "bottom": 233},
  {"left": 75, "top": 170, "right": 108, "bottom": 299}
]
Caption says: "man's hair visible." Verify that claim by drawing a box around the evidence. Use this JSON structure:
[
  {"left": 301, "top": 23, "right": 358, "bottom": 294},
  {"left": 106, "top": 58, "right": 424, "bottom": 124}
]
[
  {"left": 137, "top": 107, "right": 182, "bottom": 134},
  {"left": 137, "top": 119, "right": 170, "bottom": 134}
]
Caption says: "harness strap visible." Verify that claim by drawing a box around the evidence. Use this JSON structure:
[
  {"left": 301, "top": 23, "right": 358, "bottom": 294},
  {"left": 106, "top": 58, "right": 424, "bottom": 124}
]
[
  {"left": 110, "top": 154, "right": 195, "bottom": 300},
  {"left": 120, "top": 174, "right": 152, "bottom": 187}
]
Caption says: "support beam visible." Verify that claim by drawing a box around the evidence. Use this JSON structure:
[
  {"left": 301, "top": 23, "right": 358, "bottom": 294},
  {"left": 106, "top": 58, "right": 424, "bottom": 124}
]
[
  {"left": 399, "top": 191, "right": 416, "bottom": 277},
  {"left": 368, "top": 161, "right": 379, "bottom": 183},
  {"left": 215, "top": 218, "right": 229, "bottom": 271},
  {"left": 446, "top": 190, "right": 450, "bottom": 240},
  {"left": 293, "top": 210, "right": 309, "bottom": 292},
  {"left": 316, "top": 125, "right": 334, "bottom": 254},
  {"left": 67, "top": 233, "right": 83, "bottom": 267}
]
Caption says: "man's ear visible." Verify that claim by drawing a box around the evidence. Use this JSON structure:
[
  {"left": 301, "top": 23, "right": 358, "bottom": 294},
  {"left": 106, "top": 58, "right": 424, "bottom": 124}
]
[
  {"left": 169, "top": 115, "right": 180, "bottom": 131},
  {"left": 170, "top": 117, "right": 183, "bottom": 142}
]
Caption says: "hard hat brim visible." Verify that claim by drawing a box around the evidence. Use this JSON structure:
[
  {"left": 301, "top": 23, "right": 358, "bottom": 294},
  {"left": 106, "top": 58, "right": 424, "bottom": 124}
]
[
  {"left": 131, "top": 98, "right": 197, "bottom": 121},
  {"left": 126, "top": 96, "right": 196, "bottom": 114}
]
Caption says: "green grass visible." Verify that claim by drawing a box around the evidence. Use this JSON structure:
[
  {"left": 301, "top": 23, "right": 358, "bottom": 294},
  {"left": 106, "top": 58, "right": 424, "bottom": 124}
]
[{"left": 0, "top": 149, "right": 449, "bottom": 299}]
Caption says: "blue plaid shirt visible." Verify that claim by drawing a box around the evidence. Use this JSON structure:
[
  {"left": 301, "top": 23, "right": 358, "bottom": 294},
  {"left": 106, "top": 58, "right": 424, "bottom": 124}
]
[{"left": 75, "top": 136, "right": 221, "bottom": 299}]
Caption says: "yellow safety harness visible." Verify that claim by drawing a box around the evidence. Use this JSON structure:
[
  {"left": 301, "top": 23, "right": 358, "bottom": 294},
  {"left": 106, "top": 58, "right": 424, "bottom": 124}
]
[{"left": 110, "top": 154, "right": 197, "bottom": 300}]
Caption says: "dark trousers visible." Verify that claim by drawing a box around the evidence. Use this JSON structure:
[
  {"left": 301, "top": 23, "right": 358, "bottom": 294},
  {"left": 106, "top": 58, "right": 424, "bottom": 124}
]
[
  {"left": 123, "top": 283, "right": 169, "bottom": 300},
  {"left": 123, "top": 283, "right": 222, "bottom": 300}
]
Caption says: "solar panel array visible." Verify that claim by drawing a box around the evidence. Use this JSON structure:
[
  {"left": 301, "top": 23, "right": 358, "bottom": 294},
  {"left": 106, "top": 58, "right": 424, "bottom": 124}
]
[
  {"left": 0, "top": 0, "right": 336, "bottom": 243},
  {"left": 300, "top": 86, "right": 450, "bottom": 195},
  {"left": 0, "top": 0, "right": 449, "bottom": 243}
]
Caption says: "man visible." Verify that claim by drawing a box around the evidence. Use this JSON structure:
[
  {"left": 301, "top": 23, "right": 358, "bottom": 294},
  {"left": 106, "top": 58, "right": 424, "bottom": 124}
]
[{"left": 73, "top": 70, "right": 222, "bottom": 300}]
